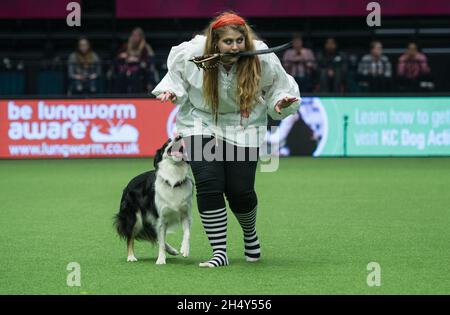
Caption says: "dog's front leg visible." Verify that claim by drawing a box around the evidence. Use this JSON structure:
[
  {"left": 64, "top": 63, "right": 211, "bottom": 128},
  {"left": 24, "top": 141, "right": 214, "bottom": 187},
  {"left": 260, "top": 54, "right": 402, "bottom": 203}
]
[
  {"left": 156, "top": 222, "right": 167, "bottom": 265},
  {"left": 180, "top": 212, "right": 191, "bottom": 258}
]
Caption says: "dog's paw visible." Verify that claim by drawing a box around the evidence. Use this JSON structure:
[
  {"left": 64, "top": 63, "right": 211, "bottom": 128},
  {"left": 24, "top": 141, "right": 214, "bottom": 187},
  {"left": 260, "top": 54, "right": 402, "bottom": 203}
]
[
  {"left": 127, "top": 255, "right": 138, "bottom": 262},
  {"left": 180, "top": 244, "right": 190, "bottom": 258},
  {"left": 155, "top": 257, "right": 166, "bottom": 265}
]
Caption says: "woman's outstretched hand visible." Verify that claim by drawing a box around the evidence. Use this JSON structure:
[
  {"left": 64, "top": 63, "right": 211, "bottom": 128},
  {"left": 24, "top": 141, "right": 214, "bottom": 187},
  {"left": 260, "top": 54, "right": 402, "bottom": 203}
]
[
  {"left": 157, "top": 91, "right": 177, "bottom": 102},
  {"left": 274, "top": 96, "right": 299, "bottom": 114}
]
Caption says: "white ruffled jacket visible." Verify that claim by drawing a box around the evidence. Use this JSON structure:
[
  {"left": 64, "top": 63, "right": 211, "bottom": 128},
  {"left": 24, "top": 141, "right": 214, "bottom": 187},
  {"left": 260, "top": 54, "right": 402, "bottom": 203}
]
[{"left": 152, "top": 35, "right": 301, "bottom": 147}]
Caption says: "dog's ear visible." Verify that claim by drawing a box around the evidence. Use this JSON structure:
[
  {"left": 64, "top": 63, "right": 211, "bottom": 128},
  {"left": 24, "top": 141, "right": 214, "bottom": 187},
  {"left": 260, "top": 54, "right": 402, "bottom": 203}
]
[
  {"left": 153, "top": 148, "right": 162, "bottom": 169},
  {"left": 153, "top": 139, "right": 171, "bottom": 169}
]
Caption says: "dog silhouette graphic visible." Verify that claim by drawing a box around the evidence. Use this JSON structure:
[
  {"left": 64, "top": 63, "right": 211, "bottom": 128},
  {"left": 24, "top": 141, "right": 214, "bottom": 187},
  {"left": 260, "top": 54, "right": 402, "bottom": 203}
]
[{"left": 90, "top": 120, "right": 139, "bottom": 143}]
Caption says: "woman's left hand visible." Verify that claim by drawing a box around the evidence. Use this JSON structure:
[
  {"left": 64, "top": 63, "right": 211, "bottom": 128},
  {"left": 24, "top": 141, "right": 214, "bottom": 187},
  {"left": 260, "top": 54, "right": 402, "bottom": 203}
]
[
  {"left": 157, "top": 91, "right": 177, "bottom": 102},
  {"left": 274, "top": 96, "right": 299, "bottom": 114}
]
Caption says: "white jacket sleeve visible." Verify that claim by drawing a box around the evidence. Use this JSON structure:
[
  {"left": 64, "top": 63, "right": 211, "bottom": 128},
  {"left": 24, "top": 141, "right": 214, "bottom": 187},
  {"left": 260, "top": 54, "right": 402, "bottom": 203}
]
[
  {"left": 263, "top": 52, "right": 301, "bottom": 120},
  {"left": 151, "top": 41, "right": 190, "bottom": 104}
]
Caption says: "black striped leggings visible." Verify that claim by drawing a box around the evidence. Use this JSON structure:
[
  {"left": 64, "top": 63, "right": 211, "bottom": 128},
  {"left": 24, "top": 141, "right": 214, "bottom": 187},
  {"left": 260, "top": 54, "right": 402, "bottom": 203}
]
[{"left": 183, "top": 135, "right": 259, "bottom": 214}]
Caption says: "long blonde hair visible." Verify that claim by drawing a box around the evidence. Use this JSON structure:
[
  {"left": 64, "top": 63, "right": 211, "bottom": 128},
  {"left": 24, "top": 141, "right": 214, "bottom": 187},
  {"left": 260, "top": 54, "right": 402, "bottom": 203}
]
[
  {"left": 203, "top": 14, "right": 261, "bottom": 123},
  {"left": 76, "top": 38, "right": 94, "bottom": 66},
  {"left": 127, "top": 27, "right": 155, "bottom": 57}
]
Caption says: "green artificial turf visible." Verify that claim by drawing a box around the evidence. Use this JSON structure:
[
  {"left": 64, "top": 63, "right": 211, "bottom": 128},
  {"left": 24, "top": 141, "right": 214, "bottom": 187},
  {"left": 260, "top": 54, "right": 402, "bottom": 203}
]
[{"left": 0, "top": 157, "right": 449, "bottom": 294}]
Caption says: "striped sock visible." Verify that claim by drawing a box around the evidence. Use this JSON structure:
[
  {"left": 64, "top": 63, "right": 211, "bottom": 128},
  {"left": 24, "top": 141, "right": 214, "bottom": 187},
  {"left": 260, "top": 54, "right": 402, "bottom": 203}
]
[
  {"left": 234, "top": 206, "right": 261, "bottom": 262},
  {"left": 198, "top": 207, "right": 229, "bottom": 267}
]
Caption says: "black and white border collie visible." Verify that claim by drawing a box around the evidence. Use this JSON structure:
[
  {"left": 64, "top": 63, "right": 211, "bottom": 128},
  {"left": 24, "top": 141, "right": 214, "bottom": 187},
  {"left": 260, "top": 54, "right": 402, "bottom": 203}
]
[{"left": 114, "top": 135, "right": 193, "bottom": 265}]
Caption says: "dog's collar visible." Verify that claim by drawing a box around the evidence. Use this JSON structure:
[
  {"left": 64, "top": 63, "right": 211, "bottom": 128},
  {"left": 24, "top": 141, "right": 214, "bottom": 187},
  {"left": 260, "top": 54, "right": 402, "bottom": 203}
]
[{"left": 160, "top": 176, "right": 189, "bottom": 188}]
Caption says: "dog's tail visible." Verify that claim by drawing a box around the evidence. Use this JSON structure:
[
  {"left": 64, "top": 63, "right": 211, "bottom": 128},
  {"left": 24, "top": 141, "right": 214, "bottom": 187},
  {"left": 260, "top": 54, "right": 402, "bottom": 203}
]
[
  {"left": 114, "top": 189, "right": 142, "bottom": 240},
  {"left": 113, "top": 190, "right": 157, "bottom": 243}
]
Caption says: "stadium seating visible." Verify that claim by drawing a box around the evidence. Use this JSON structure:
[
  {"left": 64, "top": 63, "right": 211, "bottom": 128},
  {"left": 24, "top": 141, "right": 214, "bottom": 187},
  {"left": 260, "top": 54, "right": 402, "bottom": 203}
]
[{"left": 1, "top": 1, "right": 449, "bottom": 95}]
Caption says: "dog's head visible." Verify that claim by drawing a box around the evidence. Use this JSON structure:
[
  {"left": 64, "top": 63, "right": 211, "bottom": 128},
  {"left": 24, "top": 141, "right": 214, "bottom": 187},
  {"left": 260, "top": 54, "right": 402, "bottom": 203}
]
[{"left": 153, "top": 135, "right": 187, "bottom": 169}]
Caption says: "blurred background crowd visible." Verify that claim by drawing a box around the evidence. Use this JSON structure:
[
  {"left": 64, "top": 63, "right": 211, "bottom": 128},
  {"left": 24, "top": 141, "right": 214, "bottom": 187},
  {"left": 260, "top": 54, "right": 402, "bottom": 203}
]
[{"left": 1, "top": 0, "right": 448, "bottom": 96}]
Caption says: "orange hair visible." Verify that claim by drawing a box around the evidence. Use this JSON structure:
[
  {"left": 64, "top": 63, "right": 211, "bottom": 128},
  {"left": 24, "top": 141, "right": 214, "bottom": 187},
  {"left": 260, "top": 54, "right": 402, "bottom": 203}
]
[{"left": 203, "top": 12, "right": 261, "bottom": 124}]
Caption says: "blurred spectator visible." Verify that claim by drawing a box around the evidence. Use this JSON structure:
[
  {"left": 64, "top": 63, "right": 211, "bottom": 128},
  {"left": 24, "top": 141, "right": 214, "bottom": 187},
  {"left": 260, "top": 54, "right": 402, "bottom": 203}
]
[
  {"left": 1, "top": 57, "right": 24, "bottom": 71},
  {"left": 397, "top": 42, "right": 432, "bottom": 92},
  {"left": 282, "top": 34, "right": 316, "bottom": 92},
  {"left": 346, "top": 53, "right": 361, "bottom": 93},
  {"left": 68, "top": 37, "right": 101, "bottom": 95},
  {"left": 358, "top": 40, "right": 392, "bottom": 92},
  {"left": 0, "top": 57, "right": 25, "bottom": 95},
  {"left": 316, "top": 38, "right": 347, "bottom": 93},
  {"left": 113, "top": 27, "right": 159, "bottom": 93}
]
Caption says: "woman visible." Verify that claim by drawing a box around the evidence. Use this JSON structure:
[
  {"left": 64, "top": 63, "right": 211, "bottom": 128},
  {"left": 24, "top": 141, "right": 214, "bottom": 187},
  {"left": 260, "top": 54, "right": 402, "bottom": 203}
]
[
  {"left": 152, "top": 12, "right": 300, "bottom": 268},
  {"left": 114, "top": 27, "right": 158, "bottom": 93},
  {"left": 67, "top": 37, "right": 101, "bottom": 95},
  {"left": 282, "top": 34, "right": 316, "bottom": 92},
  {"left": 316, "top": 37, "right": 347, "bottom": 93}
]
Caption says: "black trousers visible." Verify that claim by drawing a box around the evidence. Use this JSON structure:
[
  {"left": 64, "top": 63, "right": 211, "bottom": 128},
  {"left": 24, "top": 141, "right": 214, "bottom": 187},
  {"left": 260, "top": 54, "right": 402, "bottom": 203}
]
[{"left": 183, "top": 135, "right": 259, "bottom": 214}]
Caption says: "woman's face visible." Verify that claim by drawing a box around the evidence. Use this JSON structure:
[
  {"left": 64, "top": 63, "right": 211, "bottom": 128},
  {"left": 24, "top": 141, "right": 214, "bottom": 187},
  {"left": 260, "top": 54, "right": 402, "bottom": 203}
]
[
  {"left": 371, "top": 43, "right": 382, "bottom": 58},
  {"left": 324, "top": 39, "right": 336, "bottom": 52},
  {"left": 217, "top": 28, "right": 245, "bottom": 65},
  {"left": 78, "top": 39, "right": 90, "bottom": 54},
  {"left": 130, "top": 30, "right": 142, "bottom": 45},
  {"left": 292, "top": 38, "right": 303, "bottom": 50},
  {"left": 407, "top": 43, "right": 418, "bottom": 57}
]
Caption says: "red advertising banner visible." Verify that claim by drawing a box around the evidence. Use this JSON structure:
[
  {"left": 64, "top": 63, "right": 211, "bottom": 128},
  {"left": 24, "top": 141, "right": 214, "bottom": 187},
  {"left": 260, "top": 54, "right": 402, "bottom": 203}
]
[
  {"left": 116, "top": 0, "right": 450, "bottom": 18},
  {"left": 0, "top": 99, "right": 178, "bottom": 159}
]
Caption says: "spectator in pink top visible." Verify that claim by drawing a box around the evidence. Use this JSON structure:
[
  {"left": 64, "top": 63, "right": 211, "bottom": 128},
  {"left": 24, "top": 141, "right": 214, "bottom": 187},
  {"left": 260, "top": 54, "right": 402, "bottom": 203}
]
[
  {"left": 282, "top": 34, "right": 316, "bottom": 92},
  {"left": 397, "top": 42, "right": 432, "bottom": 92}
]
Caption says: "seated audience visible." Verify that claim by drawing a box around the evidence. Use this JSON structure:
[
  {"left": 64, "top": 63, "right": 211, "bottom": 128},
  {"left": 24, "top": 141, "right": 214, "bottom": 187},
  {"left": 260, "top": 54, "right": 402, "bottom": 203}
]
[
  {"left": 113, "top": 27, "right": 159, "bottom": 93},
  {"left": 67, "top": 37, "right": 101, "bottom": 95},
  {"left": 397, "top": 42, "right": 432, "bottom": 92},
  {"left": 358, "top": 40, "right": 392, "bottom": 92},
  {"left": 316, "top": 38, "right": 347, "bottom": 93},
  {"left": 282, "top": 34, "right": 317, "bottom": 92}
]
